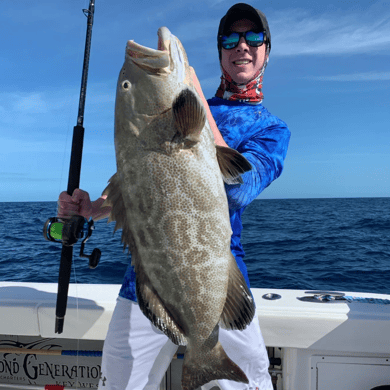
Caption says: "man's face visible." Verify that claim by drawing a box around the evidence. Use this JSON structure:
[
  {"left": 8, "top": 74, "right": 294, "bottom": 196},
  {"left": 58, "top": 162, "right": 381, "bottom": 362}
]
[{"left": 221, "top": 19, "right": 267, "bottom": 85}]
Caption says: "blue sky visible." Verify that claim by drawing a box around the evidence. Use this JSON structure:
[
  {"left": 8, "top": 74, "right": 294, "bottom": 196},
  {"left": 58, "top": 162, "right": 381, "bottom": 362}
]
[{"left": 1, "top": 0, "right": 389, "bottom": 202}]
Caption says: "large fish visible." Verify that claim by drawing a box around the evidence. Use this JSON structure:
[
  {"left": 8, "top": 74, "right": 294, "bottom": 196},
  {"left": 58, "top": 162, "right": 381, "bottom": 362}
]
[{"left": 103, "top": 26, "right": 255, "bottom": 390}]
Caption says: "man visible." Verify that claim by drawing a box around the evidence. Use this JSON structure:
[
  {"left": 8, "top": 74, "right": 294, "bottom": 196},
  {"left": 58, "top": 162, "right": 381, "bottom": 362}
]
[{"left": 57, "top": 3, "right": 290, "bottom": 389}]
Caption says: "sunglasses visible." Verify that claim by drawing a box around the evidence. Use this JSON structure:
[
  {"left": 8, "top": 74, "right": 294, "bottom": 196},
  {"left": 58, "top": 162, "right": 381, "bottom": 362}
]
[{"left": 220, "top": 31, "right": 266, "bottom": 50}]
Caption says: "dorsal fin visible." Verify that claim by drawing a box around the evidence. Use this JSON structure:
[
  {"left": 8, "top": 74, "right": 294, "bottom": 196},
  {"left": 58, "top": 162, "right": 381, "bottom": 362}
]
[
  {"left": 102, "top": 173, "right": 135, "bottom": 252},
  {"left": 172, "top": 88, "right": 205, "bottom": 143},
  {"left": 216, "top": 145, "right": 252, "bottom": 185}
]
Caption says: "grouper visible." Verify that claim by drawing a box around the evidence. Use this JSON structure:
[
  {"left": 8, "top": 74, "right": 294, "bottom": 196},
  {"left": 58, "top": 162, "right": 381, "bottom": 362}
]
[{"left": 103, "top": 26, "right": 255, "bottom": 390}]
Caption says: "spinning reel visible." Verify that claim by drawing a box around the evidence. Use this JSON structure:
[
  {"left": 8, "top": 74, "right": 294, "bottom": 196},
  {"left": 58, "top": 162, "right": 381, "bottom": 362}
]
[{"left": 43, "top": 216, "right": 101, "bottom": 269}]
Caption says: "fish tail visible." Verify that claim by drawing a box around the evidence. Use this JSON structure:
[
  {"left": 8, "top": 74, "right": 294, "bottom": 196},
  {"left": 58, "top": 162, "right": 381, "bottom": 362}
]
[{"left": 181, "top": 341, "right": 248, "bottom": 390}]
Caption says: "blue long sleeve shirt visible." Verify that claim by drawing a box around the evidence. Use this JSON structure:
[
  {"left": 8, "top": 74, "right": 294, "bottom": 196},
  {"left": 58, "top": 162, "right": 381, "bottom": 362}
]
[
  {"left": 119, "top": 97, "right": 290, "bottom": 301},
  {"left": 208, "top": 97, "right": 290, "bottom": 287}
]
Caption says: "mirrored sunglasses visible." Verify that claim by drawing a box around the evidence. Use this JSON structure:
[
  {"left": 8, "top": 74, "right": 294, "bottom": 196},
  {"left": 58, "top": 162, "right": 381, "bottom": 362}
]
[{"left": 220, "top": 31, "right": 266, "bottom": 50}]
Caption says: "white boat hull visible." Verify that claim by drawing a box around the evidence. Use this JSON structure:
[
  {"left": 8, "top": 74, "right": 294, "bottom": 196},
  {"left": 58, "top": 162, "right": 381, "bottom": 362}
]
[{"left": 1, "top": 282, "right": 389, "bottom": 389}]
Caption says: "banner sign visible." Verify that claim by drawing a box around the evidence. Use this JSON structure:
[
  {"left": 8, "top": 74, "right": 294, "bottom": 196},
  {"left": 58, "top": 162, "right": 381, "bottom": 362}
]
[{"left": 0, "top": 336, "right": 103, "bottom": 388}]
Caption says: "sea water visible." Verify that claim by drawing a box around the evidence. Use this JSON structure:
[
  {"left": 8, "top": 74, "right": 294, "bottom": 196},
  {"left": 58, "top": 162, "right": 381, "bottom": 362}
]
[{"left": 0, "top": 198, "right": 389, "bottom": 294}]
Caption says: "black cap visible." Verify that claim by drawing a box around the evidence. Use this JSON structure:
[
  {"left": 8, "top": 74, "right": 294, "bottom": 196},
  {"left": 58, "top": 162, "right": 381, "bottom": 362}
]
[{"left": 218, "top": 3, "right": 271, "bottom": 57}]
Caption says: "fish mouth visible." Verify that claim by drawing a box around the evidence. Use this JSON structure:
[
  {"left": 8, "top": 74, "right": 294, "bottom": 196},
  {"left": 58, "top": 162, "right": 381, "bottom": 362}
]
[{"left": 126, "top": 27, "right": 171, "bottom": 71}]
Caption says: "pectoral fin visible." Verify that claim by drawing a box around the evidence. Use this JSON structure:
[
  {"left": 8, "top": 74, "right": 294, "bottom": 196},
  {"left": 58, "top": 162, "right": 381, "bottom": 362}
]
[
  {"left": 172, "top": 88, "right": 206, "bottom": 144},
  {"left": 219, "top": 253, "right": 255, "bottom": 330},
  {"left": 216, "top": 146, "right": 252, "bottom": 185}
]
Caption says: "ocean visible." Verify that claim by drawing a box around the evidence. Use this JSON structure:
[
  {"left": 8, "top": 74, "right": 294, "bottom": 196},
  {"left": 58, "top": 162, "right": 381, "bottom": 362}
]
[{"left": 0, "top": 197, "right": 389, "bottom": 295}]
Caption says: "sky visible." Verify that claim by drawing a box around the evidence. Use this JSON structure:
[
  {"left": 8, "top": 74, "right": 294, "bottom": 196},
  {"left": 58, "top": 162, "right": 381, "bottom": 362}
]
[{"left": 0, "top": 0, "right": 389, "bottom": 202}]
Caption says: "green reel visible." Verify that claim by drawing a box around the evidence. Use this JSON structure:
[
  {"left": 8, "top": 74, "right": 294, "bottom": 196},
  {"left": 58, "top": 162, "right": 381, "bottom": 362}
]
[
  {"left": 43, "top": 216, "right": 101, "bottom": 269},
  {"left": 43, "top": 217, "right": 87, "bottom": 243},
  {"left": 44, "top": 218, "right": 66, "bottom": 242}
]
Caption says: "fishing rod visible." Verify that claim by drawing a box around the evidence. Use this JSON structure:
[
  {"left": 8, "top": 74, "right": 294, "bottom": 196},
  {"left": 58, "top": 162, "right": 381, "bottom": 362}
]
[{"left": 43, "top": 0, "right": 100, "bottom": 334}]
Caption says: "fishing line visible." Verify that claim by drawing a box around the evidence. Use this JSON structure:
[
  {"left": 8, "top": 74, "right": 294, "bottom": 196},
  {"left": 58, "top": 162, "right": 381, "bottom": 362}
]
[{"left": 72, "top": 254, "right": 81, "bottom": 387}]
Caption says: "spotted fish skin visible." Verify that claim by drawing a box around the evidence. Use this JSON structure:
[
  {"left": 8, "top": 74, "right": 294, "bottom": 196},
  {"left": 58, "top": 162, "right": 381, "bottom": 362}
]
[{"left": 103, "top": 26, "right": 255, "bottom": 390}]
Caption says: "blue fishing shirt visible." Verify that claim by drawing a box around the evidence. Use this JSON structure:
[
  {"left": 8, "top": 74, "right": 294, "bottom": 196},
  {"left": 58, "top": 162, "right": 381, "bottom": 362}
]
[{"left": 119, "top": 96, "right": 290, "bottom": 301}]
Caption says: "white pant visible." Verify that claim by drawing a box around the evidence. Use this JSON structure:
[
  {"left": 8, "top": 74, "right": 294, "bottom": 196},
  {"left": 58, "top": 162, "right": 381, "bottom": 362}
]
[{"left": 98, "top": 296, "right": 272, "bottom": 390}]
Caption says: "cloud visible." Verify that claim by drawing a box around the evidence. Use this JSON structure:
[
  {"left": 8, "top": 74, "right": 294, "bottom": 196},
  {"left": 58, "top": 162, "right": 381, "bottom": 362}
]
[
  {"left": 269, "top": 7, "right": 390, "bottom": 56},
  {"left": 0, "top": 136, "right": 66, "bottom": 154},
  {"left": 305, "top": 71, "right": 390, "bottom": 82},
  {"left": 0, "top": 90, "right": 75, "bottom": 125},
  {"left": 0, "top": 172, "right": 29, "bottom": 177},
  {"left": 170, "top": 3, "right": 390, "bottom": 62},
  {"left": 0, "top": 83, "right": 115, "bottom": 130},
  {"left": 14, "top": 93, "right": 49, "bottom": 114},
  {"left": 0, "top": 173, "right": 52, "bottom": 182}
]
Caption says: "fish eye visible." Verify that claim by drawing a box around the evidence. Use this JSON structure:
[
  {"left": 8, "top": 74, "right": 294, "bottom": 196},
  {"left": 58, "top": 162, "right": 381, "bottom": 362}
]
[{"left": 122, "top": 80, "right": 130, "bottom": 90}]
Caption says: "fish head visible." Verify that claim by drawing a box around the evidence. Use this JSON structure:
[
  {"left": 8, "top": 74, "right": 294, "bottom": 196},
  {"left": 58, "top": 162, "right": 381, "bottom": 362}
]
[{"left": 115, "top": 26, "right": 192, "bottom": 140}]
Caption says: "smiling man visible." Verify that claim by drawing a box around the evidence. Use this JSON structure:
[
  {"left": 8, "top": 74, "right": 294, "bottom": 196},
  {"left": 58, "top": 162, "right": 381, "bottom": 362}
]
[{"left": 193, "top": 3, "right": 291, "bottom": 389}]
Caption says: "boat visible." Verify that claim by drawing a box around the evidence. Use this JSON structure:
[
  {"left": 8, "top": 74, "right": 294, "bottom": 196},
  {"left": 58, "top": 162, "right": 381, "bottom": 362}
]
[{"left": 1, "top": 281, "right": 389, "bottom": 390}]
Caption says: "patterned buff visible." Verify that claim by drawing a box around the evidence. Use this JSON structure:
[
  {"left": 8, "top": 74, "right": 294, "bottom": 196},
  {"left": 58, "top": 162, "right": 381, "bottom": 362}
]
[{"left": 216, "top": 52, "right": 269, "bottom": 104}]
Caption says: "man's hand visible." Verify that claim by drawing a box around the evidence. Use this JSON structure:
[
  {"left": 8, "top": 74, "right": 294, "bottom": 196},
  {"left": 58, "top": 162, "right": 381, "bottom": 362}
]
[{"left": 57, "top": 189, "right": 93, "bottom": 220}]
